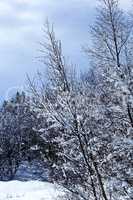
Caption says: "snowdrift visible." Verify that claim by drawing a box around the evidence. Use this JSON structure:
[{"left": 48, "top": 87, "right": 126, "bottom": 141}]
[{"left": 0, "top": 181, "right": 64, "bottom": 200}]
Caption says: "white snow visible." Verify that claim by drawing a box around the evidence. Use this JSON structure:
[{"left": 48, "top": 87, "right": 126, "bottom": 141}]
[{"left": 0, "top": 181, "right": 64, "bottom": 200}]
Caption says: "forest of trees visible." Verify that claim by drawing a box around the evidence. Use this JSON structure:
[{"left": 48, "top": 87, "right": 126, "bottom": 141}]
[{"left": 0, "top": 0, "right": 132, "bottom": 200}]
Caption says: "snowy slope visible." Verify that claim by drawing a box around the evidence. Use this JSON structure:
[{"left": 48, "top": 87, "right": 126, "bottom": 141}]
[{"left": 0, "top": 181, "right": 64, "bottom": 200}]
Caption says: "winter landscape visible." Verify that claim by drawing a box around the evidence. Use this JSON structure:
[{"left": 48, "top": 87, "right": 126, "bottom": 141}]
[{"left": 0, "top": 0, "right": 133, "bottom": 200}]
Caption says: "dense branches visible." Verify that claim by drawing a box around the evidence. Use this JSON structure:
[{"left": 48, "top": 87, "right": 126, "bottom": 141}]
[{"left": 27, "top": 1, "right": 133, "bottom": 199}]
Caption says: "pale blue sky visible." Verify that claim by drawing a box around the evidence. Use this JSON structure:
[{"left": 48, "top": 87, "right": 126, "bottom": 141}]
[{"left": 0, "top": 0, "right": 131, "bottom": 101}]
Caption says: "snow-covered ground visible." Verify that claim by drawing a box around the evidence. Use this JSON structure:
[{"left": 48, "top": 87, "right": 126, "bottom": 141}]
[{"left": 0, "top": 181, "right": 64, "bottom": 200}]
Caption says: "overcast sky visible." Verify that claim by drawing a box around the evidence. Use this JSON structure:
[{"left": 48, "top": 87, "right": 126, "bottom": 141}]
[{"left": 0, "top": 0, "right": 131, "bottom": 101}]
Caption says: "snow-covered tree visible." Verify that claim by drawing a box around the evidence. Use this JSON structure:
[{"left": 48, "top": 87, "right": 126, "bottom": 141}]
[
  {"left": 28, "top": 22, "right": 109, "bottom": 200},
  {"left": 0, "top": 92, "right": 44, "bottom": 180},
  {"left": 85, "top": 0, "right": 133, "bottom": 199},
  {"left": 27, "top": 1, "right": 133, "bottom": 199}
]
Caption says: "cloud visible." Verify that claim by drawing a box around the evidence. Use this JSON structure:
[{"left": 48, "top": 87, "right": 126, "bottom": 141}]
[
  {"left": 0, "top": 1, "right": 13, "bottom": 15},
  {"left": 120, "top": 0, "right": 131, "bottom": 9}
]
